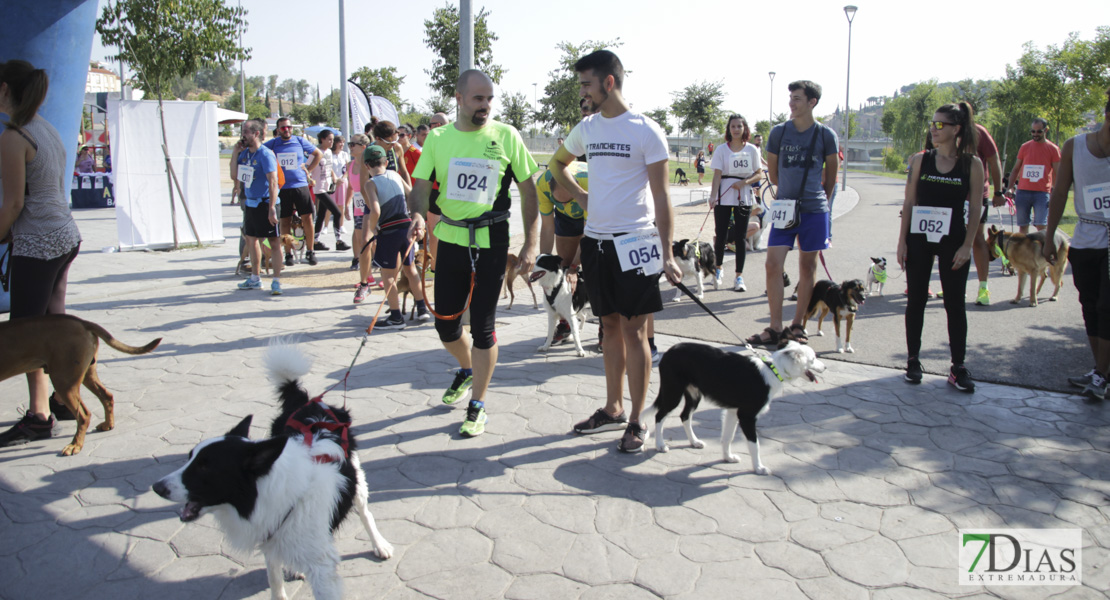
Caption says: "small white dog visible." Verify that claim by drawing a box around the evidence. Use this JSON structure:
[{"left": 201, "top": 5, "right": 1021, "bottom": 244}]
[{"left": 865, "top": 257, "right": 887, "bottom": 296}]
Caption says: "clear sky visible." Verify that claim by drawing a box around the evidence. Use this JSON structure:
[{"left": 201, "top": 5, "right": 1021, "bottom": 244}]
[{"left": 90, "top": 0, "right": 1106, "bottom": 128}]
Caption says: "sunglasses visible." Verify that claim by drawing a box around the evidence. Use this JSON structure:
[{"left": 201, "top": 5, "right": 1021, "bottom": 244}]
[
  {"left": 1031, "top": 129, "right": 1045, "bottom": 134},
  {"left": 397, "top": 132, "right": 408, "bottom": 137},
  {"left": 278, "top": 125, "right": 293, "bottom": 131},
  {"left": 929, "top": 121, "right": 956, "bottom": 130}
]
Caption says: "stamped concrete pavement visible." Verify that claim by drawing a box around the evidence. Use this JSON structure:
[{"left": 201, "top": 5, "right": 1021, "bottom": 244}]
[{"left": 0, "top": 199, "right": 1107, "bottom": 599}]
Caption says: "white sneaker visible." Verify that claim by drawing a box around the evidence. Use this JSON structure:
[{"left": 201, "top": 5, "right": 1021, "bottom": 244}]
[
  {"left": 734, "top": 275, "right": 747, "bottom": 292},
  {"left": 714, "top": 268, "right": 723, "bottom": 287}
]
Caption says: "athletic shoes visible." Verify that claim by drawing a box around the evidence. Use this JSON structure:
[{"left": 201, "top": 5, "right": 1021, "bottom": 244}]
[
  {"left": 350, "top": 258, "right": 359, "bottom": 271},
  {"left": 460, "top": 400, "right": 488, "bottom": 437},
  {"left": 0, "top": 412, "right": 56, "bottom": 447},
  {"left": 335, "top": 239, "right": 351, "bottom": 251},
  {"left": 715, "top": 268, "right": 723, "bottom": 287},
  {"left": 1069, "top": 368, "right": 1098, "bottom": 388},
  {"left": 948, "top": 365, "right": 976, "bottom": 393},
  {"left": 1083, "top": 372, "right": 1107, "bottom": 403},
  {"left": 306, "top": 251, "right": 318, "bottom": 266},
  {"left": 49, "top": 393, "right": 75, "bottom": 421},
  {"left": 552, "top": 320, "right": 571, "bottom": 345},
  {"left": 734, "top": 275, "right": 747, "bottom": 292},
  {"left": 442, "top": 370, "right": 474, "bottom": 405},
  {"left": 416, "top": 307, "right": 432, "bottom": 322},
  {"left": 573, "top": 408, "right": 628, "bottom": 434},
  {"left": 237, "top": 276, "right": 261, "bottom": 290},
  {"left": 618, "top": 422, "right": 647, "bottom": 453},
  {"left": 375, "top": 314, "right": 406, "bottom": 330},
  {"left": 905, "top": 358, "right": 923, "bottom": 384},
  {"left": 284, "top": 252, "right": 294, "bottom": 267},
  {"left": 270, "top": 280, "right": 283, "bottom": 296},
  {"left": 976, "top": 284, "right": 990, "bottom": 306},
  {"left": 314, "top": 240, "right": 330, "bottom": 251},
  {"left": 651, "top": 347, "right": 662, "bottom": 365},
  {"left": 353, "top": 283, "right": 370, "bottom": 304}
]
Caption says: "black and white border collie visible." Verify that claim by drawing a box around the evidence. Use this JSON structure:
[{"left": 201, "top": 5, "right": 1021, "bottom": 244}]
[
  {"left": 641, "top": 341, "right": 826, "bottom": 475},
  {"left": 532, "top": 253, "right": 590, "bottom": 357},
  {"left": 671, "top": 239, "right": 717, "bottom": 301},
  {"left": 153, "top": 343, "right": 392, "bottom": 600}
]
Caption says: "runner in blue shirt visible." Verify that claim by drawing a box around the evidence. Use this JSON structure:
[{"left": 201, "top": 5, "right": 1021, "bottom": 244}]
[
  {"left": 264, "top": 117, "right": 323, "bottom": 266},
  {"left": 231, "top": 119, "right": 284, "bottom": 294}
]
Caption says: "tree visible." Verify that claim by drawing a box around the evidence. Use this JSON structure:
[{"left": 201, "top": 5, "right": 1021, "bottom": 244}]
[
  {"left": 424, "top": 94, "right": 454, "bottom": 115},
  {"left": 496, "top": 91, "right": 531, "bottom": 131},
  {"left": 880, "top": 80, "right": 954, "bottom": 160},
  {"left": 295, "top": 79, "right": 311, "bottom": 105},
  {"left": 194, "top": 65, "right": 235, "bottom": 94},
  {"left": 536, "top": 39, "right": 622, "bottom": 132},
  {"left": 351, "top": 66, "right": 406, "bottom": 109},
  {"left": 97, "top": 0, "right": 249, "bottom": 248},
  {"left": 423, "top": 3, "right": 503, "bottom": 98},
  {"left": 670, "top": 80, "right": 726, "bottom": 139},
  {"left": 643, "top": 108, "right": 672, "bottom": 136}
]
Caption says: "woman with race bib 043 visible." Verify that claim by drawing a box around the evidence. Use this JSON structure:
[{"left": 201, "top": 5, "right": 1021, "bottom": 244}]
[
  {"left": 897, "top": 102, "right": 984, "bottom": 392},
  {"left": 709, "top": 114, "right": 763, "bottom": 292}
]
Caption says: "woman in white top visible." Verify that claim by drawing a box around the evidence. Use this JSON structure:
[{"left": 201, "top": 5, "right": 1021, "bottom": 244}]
[
  {"left": 331, "top": 135, "right": 350, "bottom": 234},
  {"left": 709, "top": 114, "right": 763, "bottom": 292},
  {"left": 0, "top": 60, "right": 84, "bottom": 447},
  {"left": 1044, "top": 86, "right": 1110, "bottom": 401}
]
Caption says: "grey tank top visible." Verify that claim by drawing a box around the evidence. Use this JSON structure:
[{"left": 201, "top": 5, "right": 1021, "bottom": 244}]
[
  {"left": 8, "top": 116, "right": 82, "bottom": 259},
  {"left": 1072, "top": 133, "right": 1110, "bottom": 250}
]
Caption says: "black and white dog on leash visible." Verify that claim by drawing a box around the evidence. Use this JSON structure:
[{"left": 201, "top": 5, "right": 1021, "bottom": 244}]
[
  {"left": 532, "top": 254, "right": 590, "bottom": 357},
  {"left": 671, "top": 239, "right": 717, "bottom": 301},
  {"left": 641, "top": 341, "right": 826, "bottom": 474},
  {"left": 153, "top": 343, "right": 392, "bottom": 600}
]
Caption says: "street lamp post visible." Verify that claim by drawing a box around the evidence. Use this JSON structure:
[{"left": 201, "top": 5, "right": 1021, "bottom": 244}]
[
  {"left": 768, "top": 71, "right": 776, "bottom": 125},
  {"left": 238, "top": 0, "right": 245, "bottom": 113},
  {"left": 842, "top": 5, "right": 857, "bottom": 192}
]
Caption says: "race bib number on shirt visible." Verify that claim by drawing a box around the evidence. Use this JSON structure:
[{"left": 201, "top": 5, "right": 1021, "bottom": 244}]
[
  {"left": 615, "top": 229, "right": 663, "bottom": 275},
  {"left": 446, "top": 157, "right": 498, "bottom": 204},
  {"left": 1023, "top": 164, "right": 1045, "bottom": 182},
  {"left": 352, "top": 191, "right": 365, "bottom": 214},
  {"left": 769, "top": 199, "right": 798, "bottom": 229},
  {"left": 728, "top": 155, "right": 752, "bottom": 177},
  {"left": 1082, "top": 182, "right": 1110, "bottom": 218},
  {"left": 277, "top": 152, "right": 298, "bottom": 170},
  {"left": 911, "top": 206, "right": 952, "bottom": 243},
  {"left": 236, "top": 167, "right": 254, "bottom": 186}
]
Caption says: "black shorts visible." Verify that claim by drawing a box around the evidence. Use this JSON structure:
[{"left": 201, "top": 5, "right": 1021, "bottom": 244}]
[
  {"left": 278, "top": 186, "right": 314, "bottom": 219},
  {"left": 434, "top": 241, "right": 506, "bottom": 350},
  {"left": 9, "top": 243, "right": 80, "bottom": 319},
  {"left": 243, "top": 202, "right": 279, "bottom": 238},
  {"left": 554, "top": 210, "right": 585, "bottom": 238},
  {"left": 1069, "top": 247, "right": 1110, "bottom": 339},
  {"left": 580, "top": 235, "right": 663, "bottom": 319},
  {"left": 373, "top": 227, "right": 414, "bottom": 269}
]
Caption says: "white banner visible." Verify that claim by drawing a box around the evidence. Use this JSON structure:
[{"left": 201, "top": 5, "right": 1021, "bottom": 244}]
[
  {"left": 107, "top": 100, "right": 224, "bottom": 250},
  {"left": 346, "top": 79, "right": 400, "bottom": 134}
]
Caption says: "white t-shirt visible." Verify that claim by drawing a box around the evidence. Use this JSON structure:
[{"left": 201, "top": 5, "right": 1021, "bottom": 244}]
[
  {"left": 710, "top": 142, "right": 762, "bottom": 206},
  {"left": 563, "top": 110, "right": 670, "bottom": 236},
  {"left": 309, "top": 148, "right": 335, "bottom": 192},
  {"left": 331, "top": 150, "right": 350, "bottom": 180}
]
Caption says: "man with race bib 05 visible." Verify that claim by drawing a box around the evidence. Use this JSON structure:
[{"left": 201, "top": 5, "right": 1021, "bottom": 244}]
[
  {"left": 407, "top": 70, "right": 541, "bottom": 438},
  {"left": 897, "top": 102, "right": 984, "bottom": 392},
  {"left": 550, "top": 50, "right": 682, "bottom": 453}
]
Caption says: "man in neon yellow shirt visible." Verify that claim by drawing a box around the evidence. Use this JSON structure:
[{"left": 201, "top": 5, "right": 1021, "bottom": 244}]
[{"left": 408, "top": 70, "right": 540, "bottom": 437}]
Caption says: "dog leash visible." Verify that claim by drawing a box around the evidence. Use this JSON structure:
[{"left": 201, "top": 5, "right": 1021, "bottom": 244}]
[
  {"left": 818, "top": 251, "right": 834, "bottom": 280},
  {"left": 673, "top": 281, "right": 763, "bottom": 355},
  {"left": 312, "top": 335, "right": 370, "bottom": 410}
]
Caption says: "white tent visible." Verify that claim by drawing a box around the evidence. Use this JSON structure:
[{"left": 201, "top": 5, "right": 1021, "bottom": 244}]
[
  {"left": 215, "top": 107, "right": 248, "bottom": 124},
  {"left": 107, "top": 99, "right": 224, "bottom": 250}
]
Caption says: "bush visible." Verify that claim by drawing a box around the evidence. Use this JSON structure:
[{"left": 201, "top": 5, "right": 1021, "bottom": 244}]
[{"left": 882, "top": 147, "right": 906, "bottom": 173}]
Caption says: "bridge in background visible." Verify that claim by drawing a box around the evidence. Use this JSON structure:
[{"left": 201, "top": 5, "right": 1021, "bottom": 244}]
[{"left": 844, "top": 138, "right": 892, "bottom": 161}]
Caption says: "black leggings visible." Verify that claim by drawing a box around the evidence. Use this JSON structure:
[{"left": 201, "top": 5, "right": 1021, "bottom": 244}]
[
  {"left": 1068, "top": 247, "right": 1110, "bottom": 339},
  {"left": 905, "top": 234, "right": 970, "bottom": 365},
  {"left": 314, "top": 192, "right": 341, "bottom": 235},
  {"left": 714, "top": 205, "right": 750, "bottom": 274},
  {"left": 433, "top": 241, "right": 508, "bottom": 350},
  {"left": 10, "top": 244, "right": 80, "bottom": 319}
]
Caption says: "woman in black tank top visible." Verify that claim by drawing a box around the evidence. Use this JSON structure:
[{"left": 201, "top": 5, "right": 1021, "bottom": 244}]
[{"left": 896, "top": 102, "right": 985, "bottom": 393}]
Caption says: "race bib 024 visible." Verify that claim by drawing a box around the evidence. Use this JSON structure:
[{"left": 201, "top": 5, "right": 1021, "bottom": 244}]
[{"left": 446, "top": 157, "right": 498, "bottom": 204}]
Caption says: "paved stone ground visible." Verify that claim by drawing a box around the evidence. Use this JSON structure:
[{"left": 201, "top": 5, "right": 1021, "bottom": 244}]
[{"left": 0, "top": 198, "right": 1107, "bottom": 599}]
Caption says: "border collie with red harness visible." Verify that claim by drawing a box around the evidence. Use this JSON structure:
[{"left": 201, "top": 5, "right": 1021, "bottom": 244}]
[{"left": 153, "top": 343, "right": 392, "bottom": 600}]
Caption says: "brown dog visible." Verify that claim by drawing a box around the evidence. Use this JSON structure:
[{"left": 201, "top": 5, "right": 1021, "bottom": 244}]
[
  {"left": 987, "top": 225, "right": 1070, "bottom": 306},
  {"left": 502, "top": 252, "right": 538, "bottom": 309},
  {"left": 0, "top": 315, "right": 161, "bottom": 455},
  {"left": 236, "top": 234, "right": 297, "bottom": 276}
]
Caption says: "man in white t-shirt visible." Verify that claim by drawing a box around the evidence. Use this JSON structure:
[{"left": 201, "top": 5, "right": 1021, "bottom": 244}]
[{"left": 549, "top": 49, "right": 682, "bottom": 453}]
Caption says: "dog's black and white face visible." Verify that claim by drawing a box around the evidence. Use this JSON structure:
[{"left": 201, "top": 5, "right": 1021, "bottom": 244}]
[
  {"left": 870, "top": 257, "right": 887, "bottom": 272},
  {"left": 530, "top": 254, "right": 566, "bottom": 287},
  {"left": 153, "top": 415, "right": 287, "bottom": 522},
  {"left": 775, "top": 341, "right": 827, "bottom": 382},
  {"left": 841, "top": 279, "right": 867, "bottom": 312}
]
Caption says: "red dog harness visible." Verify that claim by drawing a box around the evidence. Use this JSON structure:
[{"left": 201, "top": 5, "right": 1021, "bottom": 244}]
[{"left": 283, "top": 396, "right": 350, "bottom": 464}]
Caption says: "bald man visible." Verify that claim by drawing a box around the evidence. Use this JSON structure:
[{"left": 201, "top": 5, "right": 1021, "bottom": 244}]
[{"left": 408, "top": 70, "right": 541, "bottom": 438}]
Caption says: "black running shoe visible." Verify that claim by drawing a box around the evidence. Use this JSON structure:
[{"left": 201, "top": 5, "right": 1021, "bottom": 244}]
[
  {"left": 905, "top": 358, "right": 923, "bottom": 384},
  {"left": 334, "top": 239, "right": 351, "bottom": 251},
  {"left": 948, "top": 364, "right": 975, "bottom": 393},
  {"left": 284, "top": 252, "right": 294, "bottom": 267},
  {"left": 0, "top": 413, "right": 57, "bottom": 447},
  {"left": 314, "top": 240, "right": 330, "bottom": 251},
  {"left": 306, "top": 251, "right": 318, "bottom": 266}
]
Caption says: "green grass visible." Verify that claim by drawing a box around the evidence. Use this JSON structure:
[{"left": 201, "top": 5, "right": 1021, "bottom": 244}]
[{"left": 847, "top": 169, "right": 1078, "bottom": 236}]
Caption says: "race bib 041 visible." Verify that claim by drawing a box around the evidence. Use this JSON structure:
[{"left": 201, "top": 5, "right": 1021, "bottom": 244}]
[
  {"left": 615, "top": 229, "right": 663, "bottom": 275},
  {"left": 769, "top": 198, "right": 798, "bottom": 229},
  {"left": 446, "top": 157, "right": 498, "bottom": 204},
  {"left": 911, "top": 205, "right": 952, "bottom": 243}
]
